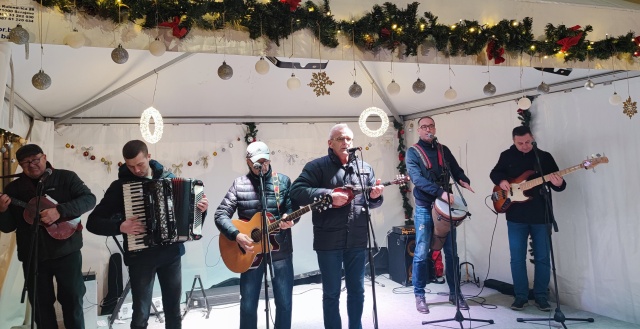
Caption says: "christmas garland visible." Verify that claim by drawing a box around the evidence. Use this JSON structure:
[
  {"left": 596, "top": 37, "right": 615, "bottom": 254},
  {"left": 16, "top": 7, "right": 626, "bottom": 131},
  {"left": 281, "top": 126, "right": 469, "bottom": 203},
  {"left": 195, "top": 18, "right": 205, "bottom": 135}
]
[
  {"left": 243, "top": 122, "right": 258, "bottom": 145},
  {"left": 394, "top": 120, "right": 413, "bottom": 225},
  {"left": 38, "top": 0, "right": 639, "bottom": 62}
]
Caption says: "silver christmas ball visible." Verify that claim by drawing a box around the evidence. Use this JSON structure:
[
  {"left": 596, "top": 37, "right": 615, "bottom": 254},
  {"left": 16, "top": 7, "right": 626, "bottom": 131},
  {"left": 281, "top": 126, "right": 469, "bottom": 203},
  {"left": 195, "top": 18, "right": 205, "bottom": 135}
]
[
  {"left": 218, "top": 61, "right": 233, "bottom": 80},
  {"left": 537, "top": 82, "right": 550, "bottom": 94},
  {"left": 348, "top": 82, "right": 362, "bottom": 98},
  {"left": 584, "top": 79, "right": 595, "bottom": 90},
  {"left": 9, "top": 24, "right": 29, "bottom": 45},
  {"left": 32, "top": 70, "right": 52, "bottom": 90},
  {"left": 0, "top": 146, "right": 6, "bottom": 153},
  {"left": 483, "top": 81, "right": 496, "bottom": 96},
  {"left": 412, "top": 78, "right": 426, "bottom": 94},
  {"left": 111, "top": 44, "right": 129, "bottom": 64}
]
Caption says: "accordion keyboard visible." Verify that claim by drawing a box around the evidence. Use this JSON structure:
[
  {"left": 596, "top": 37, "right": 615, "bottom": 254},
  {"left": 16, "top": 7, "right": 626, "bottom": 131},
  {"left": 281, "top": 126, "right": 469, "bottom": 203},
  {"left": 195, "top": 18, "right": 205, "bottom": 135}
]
[{"left": 123, "top": 181, "right": 148, "bottom": 251}]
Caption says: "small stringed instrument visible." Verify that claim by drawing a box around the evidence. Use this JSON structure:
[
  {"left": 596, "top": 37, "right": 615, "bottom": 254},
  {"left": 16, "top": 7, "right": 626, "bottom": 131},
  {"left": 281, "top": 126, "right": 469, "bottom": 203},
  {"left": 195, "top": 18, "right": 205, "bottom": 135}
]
[
  {"left": 4, "top": 194, "right": 82, "bottom": 240},
  {"left": 332, "top": 174, "right": 410, "bottom": 208},
  {"left": 491, "top": 155, "right": 609, "bottom": 213},
  {"left": 219, "top": 194, "right": 333, "bottom": 273}
]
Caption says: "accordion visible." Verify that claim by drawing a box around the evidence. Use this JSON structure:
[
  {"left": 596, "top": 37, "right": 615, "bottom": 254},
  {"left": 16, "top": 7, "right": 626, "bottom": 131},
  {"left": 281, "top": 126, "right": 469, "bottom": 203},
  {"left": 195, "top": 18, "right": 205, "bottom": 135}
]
[{"left": 123, "top": 178, "right": 204, "bottom": 252}]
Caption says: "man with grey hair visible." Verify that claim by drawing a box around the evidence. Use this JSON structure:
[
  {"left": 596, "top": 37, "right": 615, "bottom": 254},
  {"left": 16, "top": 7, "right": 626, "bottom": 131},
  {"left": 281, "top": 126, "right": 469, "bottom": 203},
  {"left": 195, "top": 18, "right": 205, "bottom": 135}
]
[{"left": 291, "top": 124, "right": 384, "bottom": 329}]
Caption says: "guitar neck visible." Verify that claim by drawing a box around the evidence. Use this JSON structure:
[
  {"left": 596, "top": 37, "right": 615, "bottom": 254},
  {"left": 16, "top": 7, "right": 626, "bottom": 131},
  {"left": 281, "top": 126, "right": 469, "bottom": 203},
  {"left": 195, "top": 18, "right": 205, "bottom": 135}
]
[
  {"left": 9, "top": 197, "right": 27, "bottom": 209},
  {"left": 520, "top": 163, "right": 584, "bottom": 190},
  {"left": 266, "top": 203, "right": 314, "bottom": 233},
  {"left": 348, "top": 180, "right": 395, "bottom": 195}
]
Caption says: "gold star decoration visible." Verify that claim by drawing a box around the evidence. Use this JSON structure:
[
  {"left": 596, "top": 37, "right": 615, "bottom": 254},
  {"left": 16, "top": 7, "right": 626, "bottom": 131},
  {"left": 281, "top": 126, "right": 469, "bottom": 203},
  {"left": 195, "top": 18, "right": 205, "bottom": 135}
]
[
  {"left": 623, "top": 96, "right": 637, "bottom": 119},
  {"left": 308, "top": 71, "right": 334, "bottom": 97}
]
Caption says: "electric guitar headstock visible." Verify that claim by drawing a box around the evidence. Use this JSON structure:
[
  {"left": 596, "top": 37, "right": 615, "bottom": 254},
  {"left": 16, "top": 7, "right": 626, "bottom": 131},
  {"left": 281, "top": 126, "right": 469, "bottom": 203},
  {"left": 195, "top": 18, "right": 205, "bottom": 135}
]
[
  {"left": 582, "top": 154, "right": 609, "bottom": 171},
  {"left": 312, "top": 194, "right": 333, "bottom": 213}
]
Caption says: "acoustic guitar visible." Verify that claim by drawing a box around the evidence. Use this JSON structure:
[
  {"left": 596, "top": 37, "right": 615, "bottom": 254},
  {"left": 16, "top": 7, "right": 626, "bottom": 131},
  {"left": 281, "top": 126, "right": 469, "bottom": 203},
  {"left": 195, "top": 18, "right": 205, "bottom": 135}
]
[
  {"left": 491, "top": 155, "right": 608, "bottom": 213},
  {"left": 5, "top": 194, "right": 82, "bottom": 240},
  {"left": 332, "top": 174, "right": 410, "bottom": 207},
  {"left": 219, "top": 194, "right": 332, "bottom": 273}
]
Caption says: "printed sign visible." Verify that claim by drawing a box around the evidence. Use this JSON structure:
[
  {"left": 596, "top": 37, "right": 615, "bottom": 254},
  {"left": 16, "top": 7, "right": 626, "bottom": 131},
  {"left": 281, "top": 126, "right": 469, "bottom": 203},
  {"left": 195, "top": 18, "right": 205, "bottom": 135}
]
[{"left": 0, "top": 4, "right": 35, "bottom": 40}]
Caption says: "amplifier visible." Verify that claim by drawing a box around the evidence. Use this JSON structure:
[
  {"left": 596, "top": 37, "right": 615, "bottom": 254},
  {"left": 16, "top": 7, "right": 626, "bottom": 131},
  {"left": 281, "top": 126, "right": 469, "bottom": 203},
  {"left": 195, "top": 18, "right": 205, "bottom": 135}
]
[{"left": 391, "top": 225, "right": 415, "bottom": 235}]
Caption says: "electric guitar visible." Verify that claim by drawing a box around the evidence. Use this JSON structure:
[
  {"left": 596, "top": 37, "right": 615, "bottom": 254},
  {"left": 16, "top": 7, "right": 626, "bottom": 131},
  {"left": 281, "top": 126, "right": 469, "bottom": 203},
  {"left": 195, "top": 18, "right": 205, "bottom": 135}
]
[
  {"left": 3, "top": 194, "right": 82, "bottom": 240},
  {"left": 332, "top": 174, "right": 410, "bottom": 207},
  {"left": 219, "top": 194, "right": 332, "bottom": 273},
  {"left": 491, "top": 155, "right": 608, "bottom": 213}
]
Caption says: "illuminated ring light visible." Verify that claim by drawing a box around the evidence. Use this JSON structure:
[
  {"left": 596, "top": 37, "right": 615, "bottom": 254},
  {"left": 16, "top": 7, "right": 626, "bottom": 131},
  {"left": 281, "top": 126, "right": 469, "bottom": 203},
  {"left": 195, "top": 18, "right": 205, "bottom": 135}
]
[
  {"left": 358, "top": 107, "right": 389, "bottom": 138},
  {"left": 140, "top": 107, "right": 164, "bottom": 144}
]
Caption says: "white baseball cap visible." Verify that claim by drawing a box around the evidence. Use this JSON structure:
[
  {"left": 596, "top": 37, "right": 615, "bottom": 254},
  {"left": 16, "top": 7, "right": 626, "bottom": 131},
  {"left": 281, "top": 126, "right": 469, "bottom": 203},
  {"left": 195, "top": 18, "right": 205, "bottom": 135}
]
[{"left": 246, "top": 141, "right": 270, "bottom": 163}]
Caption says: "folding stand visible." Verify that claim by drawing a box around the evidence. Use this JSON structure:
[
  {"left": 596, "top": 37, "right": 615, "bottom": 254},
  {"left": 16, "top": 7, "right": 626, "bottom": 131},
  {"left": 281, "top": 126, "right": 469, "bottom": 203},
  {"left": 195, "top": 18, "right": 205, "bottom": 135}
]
[{"left": 182, "top": 275, "right": 211, "bottom": 319}]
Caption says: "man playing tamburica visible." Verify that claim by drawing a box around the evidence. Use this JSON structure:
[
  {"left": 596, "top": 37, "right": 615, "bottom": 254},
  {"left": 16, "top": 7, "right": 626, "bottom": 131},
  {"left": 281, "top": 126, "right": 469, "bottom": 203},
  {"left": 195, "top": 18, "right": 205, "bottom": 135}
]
[{"left": 405, "top": 116, "right": 474, "bottom": 314}]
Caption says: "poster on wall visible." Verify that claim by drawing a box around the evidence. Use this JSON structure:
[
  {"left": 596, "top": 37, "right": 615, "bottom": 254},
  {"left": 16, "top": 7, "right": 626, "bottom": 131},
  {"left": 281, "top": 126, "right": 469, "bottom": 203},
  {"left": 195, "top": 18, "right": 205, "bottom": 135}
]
[{"left": 0, "top": 4, "right": 35, "bottom": 40}]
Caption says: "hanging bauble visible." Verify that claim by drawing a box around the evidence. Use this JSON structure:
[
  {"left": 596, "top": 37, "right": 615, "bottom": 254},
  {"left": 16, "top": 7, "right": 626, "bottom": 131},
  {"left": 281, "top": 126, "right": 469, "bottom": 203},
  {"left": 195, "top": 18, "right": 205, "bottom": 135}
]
[
  {"left": 188, "top": 161, "right": 193, "bottom": 166},
  {"left": 149, "top": 38, "right": 166, "bottom": 57},
  {"left": 609, "top": 92, "right": 622, "bottom": 106},
  {"left": 9, "top": 24, "right": 29, "bottom": 45},
  {"left": 217, "top": 61, "right": 233, "bottom": 80},
  {"left": 482, "top": 82, "right": 496, "bottom": 96},
  {"left": 32, "top": 70, "right": 52, "bottom": 90},
  {"left": 537, "top": 82, "right": 550, "bottom": 94},
  {"left": 412, "top": 78, "right": 426, "bottom": 94},
  {"left": 287, "top": 73, "right": 301, "bottom": 90},
  {"left": 64, "top": 29, "right": 85, "bottom": 49},
  {"left": 90, "top": 155, "right": 96, "bottom": 160},
  {"left": 0, "top": 146, "right": 6, "bottom": 154},
  {"left": 517, "top": 96, "right": 532, "bottom": 110},
  {"left": 83, "top": 151, "right": 89, "bottom": 157},
  {"left": 111, "top": 44, "right": 129, "bottom": 64},
  {"left": 622, "top": 96, "right": 637, "bottom": 119},
  {"left": 444, "top": 87, "right": 457, "bottom": 100},
  {"left": 584, "top": 79, "right": 595, "bottom": 90},
  {"left": 348, "top": 82, "right": 362, "bottom": 98},
  {"left": 65, "top": 143, "right": 71, "bottom": 148},
  {"left": 255, "top": 56, "right": 270, "bottom": 75},
  {"left": 387, "top": 80, "right": 400, "bottom": 95}
]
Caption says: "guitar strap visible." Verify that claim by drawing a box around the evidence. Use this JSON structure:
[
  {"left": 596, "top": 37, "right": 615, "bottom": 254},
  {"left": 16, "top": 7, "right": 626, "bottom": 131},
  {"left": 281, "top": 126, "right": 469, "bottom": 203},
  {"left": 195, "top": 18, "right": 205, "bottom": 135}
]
[
  {"left": 271, "top": 171, "right": 281, "bottom": 218},
  {"left": 410, "top": 143, "right": 443, "bottom": 170}
]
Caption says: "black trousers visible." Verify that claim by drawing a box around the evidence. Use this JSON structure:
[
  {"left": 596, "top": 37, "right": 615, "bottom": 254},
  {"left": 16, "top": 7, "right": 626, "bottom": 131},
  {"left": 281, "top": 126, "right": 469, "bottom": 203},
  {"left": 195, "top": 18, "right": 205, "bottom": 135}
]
[{"left": 23, "top": 250, "right": 86, "bottom": 329}]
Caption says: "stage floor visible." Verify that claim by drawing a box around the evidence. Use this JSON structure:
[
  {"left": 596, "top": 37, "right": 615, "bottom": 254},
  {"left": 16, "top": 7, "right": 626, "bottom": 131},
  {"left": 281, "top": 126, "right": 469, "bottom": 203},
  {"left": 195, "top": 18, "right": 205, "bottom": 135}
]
[{"left": 100, "top": 275, "right": 638, "bottom": 329}]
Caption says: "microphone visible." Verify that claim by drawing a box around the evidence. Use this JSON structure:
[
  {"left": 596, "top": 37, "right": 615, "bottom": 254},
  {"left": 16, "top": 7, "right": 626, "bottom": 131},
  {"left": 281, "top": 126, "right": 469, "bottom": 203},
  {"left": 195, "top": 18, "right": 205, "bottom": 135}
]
[
  {"left": 252, "top": 162, "right": 262, "bottom": 170},
  {"left": 427, "top": 133, "right": 438, "bottom": 142},
  {"left": 531, "top": 140, "right": 538, "bottom": 148},
  {"left": 39, "top": 168, "right": 53, "bottom": 183},
  {"left": 347, "top": 147, "right": 362, "bottom": 153}
]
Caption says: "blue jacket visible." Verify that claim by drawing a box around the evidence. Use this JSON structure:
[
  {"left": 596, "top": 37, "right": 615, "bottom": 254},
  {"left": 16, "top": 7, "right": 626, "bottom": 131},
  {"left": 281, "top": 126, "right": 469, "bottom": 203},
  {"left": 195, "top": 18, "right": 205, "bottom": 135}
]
[{"left": 290, "top": 149, "right": 383, "bottom": 251}]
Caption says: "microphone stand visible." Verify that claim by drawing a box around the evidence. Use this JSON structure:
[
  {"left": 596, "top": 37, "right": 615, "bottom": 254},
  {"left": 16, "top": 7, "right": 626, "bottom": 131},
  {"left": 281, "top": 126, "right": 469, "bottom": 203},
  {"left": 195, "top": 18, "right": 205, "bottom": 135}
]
[
  {"left": 21, "top": 178, "right": 47, "bottom": 328},
  {"left": 422, "top": 139, "right": 494, "bottom": 327},
  {"left": 256, "top": 165, "right": 274, "bottom": 329},
  {"left": 350, "top": 151, "right": 380, "bottom": 329},
  {"left": 516, "top": 142, "right": 594, "bottom": 328}
]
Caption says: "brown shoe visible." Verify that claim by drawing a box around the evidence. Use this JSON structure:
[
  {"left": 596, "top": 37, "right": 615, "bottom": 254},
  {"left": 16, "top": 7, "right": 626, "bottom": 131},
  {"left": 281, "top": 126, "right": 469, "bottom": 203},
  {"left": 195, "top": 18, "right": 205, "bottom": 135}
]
[{"left": 416, "top": 295, "right": 429, "bottom": 314}]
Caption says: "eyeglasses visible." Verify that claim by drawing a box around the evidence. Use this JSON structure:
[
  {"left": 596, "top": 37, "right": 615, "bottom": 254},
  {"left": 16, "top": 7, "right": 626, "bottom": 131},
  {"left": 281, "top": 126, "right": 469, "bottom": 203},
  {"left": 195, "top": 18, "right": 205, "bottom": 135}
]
[
  {"left": 331, "top": 136, "right": 353, "bottom": 143},
  {"left": 419, "top": 124, "right": 436, "bottom": 130},
  {"left": 19, "top": 155, "right": 43, "bottom": 167}
]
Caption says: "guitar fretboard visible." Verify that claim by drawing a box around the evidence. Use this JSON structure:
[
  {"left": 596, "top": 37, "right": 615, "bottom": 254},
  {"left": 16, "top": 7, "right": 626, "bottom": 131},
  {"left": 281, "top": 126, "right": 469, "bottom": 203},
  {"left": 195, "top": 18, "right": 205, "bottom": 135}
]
[
  {"left": 267, "top": 203, "right": 315, "bottom": 233},
  {"left": 520, "top": 164, "right": 584, "bottom": 191}
]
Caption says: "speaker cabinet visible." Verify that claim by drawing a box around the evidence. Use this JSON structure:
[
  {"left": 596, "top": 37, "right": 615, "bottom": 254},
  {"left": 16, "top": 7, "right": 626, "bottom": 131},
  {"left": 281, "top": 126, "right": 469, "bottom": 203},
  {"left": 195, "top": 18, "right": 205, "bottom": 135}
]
[{"left": 387, "top": 233, "right": 415, "bottom": 286}]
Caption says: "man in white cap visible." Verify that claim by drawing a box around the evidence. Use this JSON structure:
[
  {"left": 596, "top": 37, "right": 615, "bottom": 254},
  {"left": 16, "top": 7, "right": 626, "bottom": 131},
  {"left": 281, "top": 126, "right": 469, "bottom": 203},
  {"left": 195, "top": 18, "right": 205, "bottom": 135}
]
[{"left": 214, "top": 141, "right": 296, "bottom": 329}]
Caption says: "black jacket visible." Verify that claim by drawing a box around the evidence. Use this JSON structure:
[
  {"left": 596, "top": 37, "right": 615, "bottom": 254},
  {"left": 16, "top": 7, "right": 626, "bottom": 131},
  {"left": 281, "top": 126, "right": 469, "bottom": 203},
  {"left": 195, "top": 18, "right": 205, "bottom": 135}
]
[
  {"left": 87, "top": 160, "right": 204, "bottom": 265},
  {"left": 290, "top": 149, "right": 383, "bottom": 251},
  {"left": 0, "top": 163, "right": 96, "bottom": 262},
  {"left": 490, "top": 145, "right": 567, "bottom": 224},
  {"left": 405, "top": 139, "right": 470, "bottom": 207},
  {"left": 214, "top": 166, "right": 294, "bottom": 261}
]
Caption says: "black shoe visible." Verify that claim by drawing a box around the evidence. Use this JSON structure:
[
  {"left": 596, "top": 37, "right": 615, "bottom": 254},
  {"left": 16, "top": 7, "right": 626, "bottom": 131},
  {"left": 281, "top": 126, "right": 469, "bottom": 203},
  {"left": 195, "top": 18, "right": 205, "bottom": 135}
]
[
  {"left": 449, "top": 294, "right": 469, "bottom": 310},
  {"left": 535, "top": 298, "right": 551, "bottom": 311},
  {"left": 416, "top": 295, "right": 430, "bottom": 314},
  {"left": 511, "top": 298, "right": 529, "bottom": 311}
]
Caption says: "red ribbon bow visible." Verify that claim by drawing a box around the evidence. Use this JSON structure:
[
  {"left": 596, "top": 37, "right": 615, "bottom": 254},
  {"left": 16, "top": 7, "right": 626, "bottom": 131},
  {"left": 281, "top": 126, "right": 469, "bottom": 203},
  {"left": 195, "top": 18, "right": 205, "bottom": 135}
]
[
  {"left": 159, "top": 16, "right": 188, "bottom": 39},
  {"left": 486, "top": 40, "right": 505, "bottom": 65},
  {"left": 557, "top": 32, "right": 583, "bottom": 52},
  {"left": 280, "top": 0, "right": 301, "bottom": 12}
]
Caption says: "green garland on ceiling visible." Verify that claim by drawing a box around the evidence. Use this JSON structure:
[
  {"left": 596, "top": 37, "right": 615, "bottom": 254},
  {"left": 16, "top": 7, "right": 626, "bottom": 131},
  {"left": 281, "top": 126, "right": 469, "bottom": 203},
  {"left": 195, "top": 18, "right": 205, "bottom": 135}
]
[{"left": 39, "top": 0, "right": 640, "bottom": 62}]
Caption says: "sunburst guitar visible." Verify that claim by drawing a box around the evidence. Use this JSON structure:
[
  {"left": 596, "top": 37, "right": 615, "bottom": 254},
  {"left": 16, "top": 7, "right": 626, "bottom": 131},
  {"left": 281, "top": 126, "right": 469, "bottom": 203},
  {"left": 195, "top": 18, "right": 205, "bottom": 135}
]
[
  {"left": 491, "top": 155, "right": 608, "bottom": 213},
  {"left": 219, "top": 194, "right": 332, "bottom": 273}
]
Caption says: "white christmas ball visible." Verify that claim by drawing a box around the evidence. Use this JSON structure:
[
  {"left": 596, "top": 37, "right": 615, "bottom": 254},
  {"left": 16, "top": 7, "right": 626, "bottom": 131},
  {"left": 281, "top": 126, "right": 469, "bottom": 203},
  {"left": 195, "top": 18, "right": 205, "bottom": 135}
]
[
  {"left": 536, "top": 82, "right": 550, "bottom": 94},
  {"left": 412, "top": 78, "right": 426, "bottom": 94},
  {"left": 517, "top": 96, "right": 532, "bottom": 109},
  {"left": 111, "top": 44, "right": 129, "bottom": 64},
  {"left": 255, "top": 57, "right": 270, "bottom": 75},
  {"left": 483, "top": 82, "right": 496, "bottom": 96},
  {"left": 584, "top": 79, "right": 595, "bottom": 90},
  {"left": 348, "top": 82, "right": 362, "bottom": 98},
  {"left": 444, "top": 87, "right": 457, "bottom": 100},
  {"left": 217, "top": 61, "right": 233, "bottom": 80},
  {"left": 32, "top": 70, "right": 52, "bottom": 90},
  {"left": 149, "top": 39, "right": 166, "bottom": 57},
  {"left": 387, "top": 80, "right": 400, "bottom": 95},
  {"left": 287, "top": 73, "right": 301, "bottom": 90},
  {"left": 609, "top": 92, "right": 622, "bottom": 106},
  {"left": 64, "top": 30, "right": 85, "bottom": 49}
]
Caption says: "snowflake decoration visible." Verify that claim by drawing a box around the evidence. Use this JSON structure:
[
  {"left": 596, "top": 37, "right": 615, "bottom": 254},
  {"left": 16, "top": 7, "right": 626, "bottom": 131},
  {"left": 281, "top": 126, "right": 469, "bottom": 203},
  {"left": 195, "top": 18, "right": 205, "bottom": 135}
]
[
  {"left": 308, "top": 71, "right": 334, "bottom": 96},
  {"left": 623, "top": 96, "right": 637, "bottom": 119}
]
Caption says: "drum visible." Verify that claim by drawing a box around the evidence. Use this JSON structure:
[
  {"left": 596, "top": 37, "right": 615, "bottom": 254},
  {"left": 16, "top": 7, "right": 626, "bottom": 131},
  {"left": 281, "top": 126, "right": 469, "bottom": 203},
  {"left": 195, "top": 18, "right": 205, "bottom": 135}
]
[{"left": 430, "top": 198, "right": 468, "bottom": 251}]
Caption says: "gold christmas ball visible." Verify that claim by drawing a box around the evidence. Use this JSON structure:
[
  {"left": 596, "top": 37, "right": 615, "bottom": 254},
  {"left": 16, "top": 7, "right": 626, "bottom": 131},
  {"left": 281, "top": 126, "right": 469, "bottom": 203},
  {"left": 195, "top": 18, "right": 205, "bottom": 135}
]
[{"left": 65, "top": 143, "right": 71, "bottom": 148}]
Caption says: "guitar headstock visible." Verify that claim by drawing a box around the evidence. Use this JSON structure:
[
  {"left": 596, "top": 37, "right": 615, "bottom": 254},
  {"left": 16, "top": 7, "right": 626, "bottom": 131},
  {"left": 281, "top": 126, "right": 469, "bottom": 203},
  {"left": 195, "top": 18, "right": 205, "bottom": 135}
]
[
  {"left": 312, "top": 194, "right": 333, "bottom": 212},
  {"left": 582, "top": 154, "right": 609, "bottom": 170},
  {"left": 391, "top": 174, "right": 411, "bottom": 187}
]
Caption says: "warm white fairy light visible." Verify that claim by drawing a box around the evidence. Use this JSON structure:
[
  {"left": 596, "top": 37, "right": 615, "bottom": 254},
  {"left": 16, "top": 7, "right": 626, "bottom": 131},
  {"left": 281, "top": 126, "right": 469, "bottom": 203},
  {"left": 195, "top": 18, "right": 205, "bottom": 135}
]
[
  {"left": 140, "top": 106, "right": 164, "bottom": 144},
  {"left": 358, "top": 107, "right": 389, "bottom": 138}
]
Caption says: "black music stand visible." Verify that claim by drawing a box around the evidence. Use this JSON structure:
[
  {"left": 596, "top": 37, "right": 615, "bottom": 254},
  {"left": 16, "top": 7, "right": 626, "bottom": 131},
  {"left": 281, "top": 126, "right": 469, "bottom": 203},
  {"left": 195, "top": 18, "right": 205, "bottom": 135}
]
[
  {"left": 256, "top": 164, "right": 275, "bottom": 329},
  {"left": 422, "top": 141, "right": 494, "bottom": 327},
  {"left": 516, "top": 142, "right": 594, "bottom": 328},
  {"left": 108, "top": 237, "right": 164, "bottom": 329},
  {"left": 182, "top": 275, "right": 211, "bottom": 319}
]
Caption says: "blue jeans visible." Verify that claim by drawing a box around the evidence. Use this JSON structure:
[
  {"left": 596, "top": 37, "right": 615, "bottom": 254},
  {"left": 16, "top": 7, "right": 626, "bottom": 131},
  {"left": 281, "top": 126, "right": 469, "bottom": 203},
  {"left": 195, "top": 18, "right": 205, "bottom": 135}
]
[
  {"left": 507, "top": 221, "right": 551, "bottom": 301},
  {"left": 412, "top": 205, "right": 461, "bottom": 297},
  {"left": 316, "top": 248, "right": 366, "bottom": 329},
  {"left": 129, "top": 251, "right": 182, "bottom": 329},
  {"left": 239, "top": 255, "right": 294, "bottom": 329}
]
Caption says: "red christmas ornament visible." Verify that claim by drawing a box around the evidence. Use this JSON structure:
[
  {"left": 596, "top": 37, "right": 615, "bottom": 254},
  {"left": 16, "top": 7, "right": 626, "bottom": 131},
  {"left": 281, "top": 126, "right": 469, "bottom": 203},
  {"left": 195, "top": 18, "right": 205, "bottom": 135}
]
[
  {"left": 83, "top": 151, "right": 89, "bottom": 157},
  {"left": 188, "top": 161, "right": 193, "bottom": 166},
  {"left": 280, "top": 0, "right": 301, "bottom": 12},
  {"left": 381, "top": 28, "right": 391, "bottom": 38},
  {"left": 118, "top": 161, "right": 123, "bottom": 167},
  {"left": 90, "top": 155, "right": 96, "bottom": 160},
  {"left": 400, "top": 129, "right": 405, "bottom": 135},
  {"left": 70, "top": 145, "right": 75, "bottom": 149},
  {"left": 487, "top": 40, "right": 505, "bottom": 65}
]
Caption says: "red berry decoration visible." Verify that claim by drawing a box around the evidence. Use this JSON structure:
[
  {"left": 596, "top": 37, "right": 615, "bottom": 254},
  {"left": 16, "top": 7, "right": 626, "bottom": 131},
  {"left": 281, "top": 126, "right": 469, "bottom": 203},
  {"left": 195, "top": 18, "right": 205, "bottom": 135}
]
[
  {"left": 71, "top": 145, "right": 75, "bottom": 149},
  {"left": 83, "top": 151, "right": 89, "bottom": 156},
  {"left": 400, "top": 129, "right": 405, "bottom": 135},
  {"left": 118, "top": 162, "right": 123, "bottom": 167},
  {"left": 187, "top": 161, "right": 193, "bottom": 166},
  {"left": 90, "top": 155, "right": 96, "bottom": 160}
]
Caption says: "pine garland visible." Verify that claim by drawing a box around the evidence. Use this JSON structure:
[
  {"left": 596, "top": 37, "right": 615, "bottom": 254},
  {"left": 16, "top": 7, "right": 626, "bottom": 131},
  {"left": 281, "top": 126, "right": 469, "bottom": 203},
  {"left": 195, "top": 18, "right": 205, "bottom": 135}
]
[
  {"left": 394, "top": 120, "right": 413, "bottom": 225},
  {"left": 243, "top": 122, "right": 258, "bottom": 145},
  {"left": 37, "top": 0, "right": 639, "bottom": 63}
]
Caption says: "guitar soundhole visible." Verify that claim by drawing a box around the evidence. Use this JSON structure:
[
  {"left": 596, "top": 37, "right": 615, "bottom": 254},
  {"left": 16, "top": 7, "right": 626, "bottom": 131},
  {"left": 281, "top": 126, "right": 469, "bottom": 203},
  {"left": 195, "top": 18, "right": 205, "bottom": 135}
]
[{"left": 250, "top": 229, "right": 262, "bottom": 243}]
